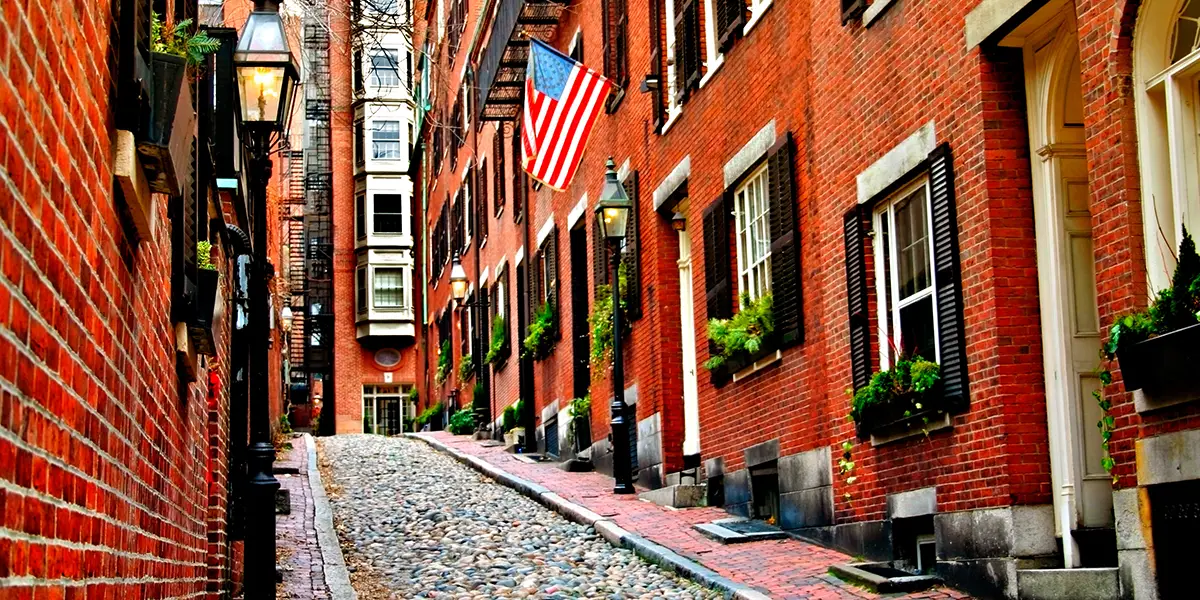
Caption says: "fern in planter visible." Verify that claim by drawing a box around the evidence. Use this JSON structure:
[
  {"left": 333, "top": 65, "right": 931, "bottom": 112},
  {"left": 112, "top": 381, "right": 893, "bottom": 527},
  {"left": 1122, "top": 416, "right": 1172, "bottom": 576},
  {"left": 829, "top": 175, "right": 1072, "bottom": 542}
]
[
  {"left": 152, "top": 12, "right": 221, "bottom": 66},
  {"left": 849, "top": 354, "right": 941, "bottom": 432},
  {"left": 486, "top": 314, "right": 509, "bottom": 365},
  {"left": 523, "top": 302, "right": 557, "bottom": 361},
  {"left": 703, "top": 293, "right": 775, "bottom": 371},
  {"left": 589, "top": 262, "right": 632, "bottom": 368},
  {"left": 435, "top": 340, "right": 452, "bottom": 384},
  {"left": 459, "top": 351, "right": 475, "bottom": 382}
]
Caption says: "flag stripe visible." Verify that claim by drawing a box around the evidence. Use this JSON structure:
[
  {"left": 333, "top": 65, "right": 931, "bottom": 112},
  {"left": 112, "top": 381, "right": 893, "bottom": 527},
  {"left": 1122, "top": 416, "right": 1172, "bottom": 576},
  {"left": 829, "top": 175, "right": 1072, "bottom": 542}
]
[{"left": 521, "top": 39, "right": 611, "bottom": 191}]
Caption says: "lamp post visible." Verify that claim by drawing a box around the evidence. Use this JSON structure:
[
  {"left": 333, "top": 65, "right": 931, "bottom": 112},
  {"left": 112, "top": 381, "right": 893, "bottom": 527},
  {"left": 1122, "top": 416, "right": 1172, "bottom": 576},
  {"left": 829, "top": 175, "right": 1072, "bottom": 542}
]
[
  {"left": 594, "top": 158, "right": 634, "bottom": 495},
  {"left": 234, "top": 2, "right": 299, "bottom": 597}
]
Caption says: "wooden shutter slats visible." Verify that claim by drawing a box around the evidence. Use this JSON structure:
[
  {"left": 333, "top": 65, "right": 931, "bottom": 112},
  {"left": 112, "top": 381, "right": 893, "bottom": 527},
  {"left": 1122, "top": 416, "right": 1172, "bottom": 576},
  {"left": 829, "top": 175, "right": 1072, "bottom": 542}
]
[
  {"left": 593, "top": 217, "right": 610, "bottom": 296},
  {"left": 767, "top": 133, "right": 802, "bottom": 347},
  {"left": 623, "top": 171, "right": 642, "bottom": 321},
  {"left": 716, "top": 0, "right": 745, "bottom": 53},
  {"left": 928, "top": 144, "right": 970, "bottom": 410},
  {"left": 673, "top": 0, "right": 701, "bottom": 105},
  {"left": 844, "top": 207, "right": 870, "bottom": 390},
  {"left": 648, "top": 0, "right": 666, "bottom": 132},
  {"left": 547, "top": 227, "right": 560, "bottom": 339},
  {"left": 703, "top": 194, "right": 733, "bottom": 322},
  {"left": 493, "top": 130, "right": 505, "bottom": 215}
]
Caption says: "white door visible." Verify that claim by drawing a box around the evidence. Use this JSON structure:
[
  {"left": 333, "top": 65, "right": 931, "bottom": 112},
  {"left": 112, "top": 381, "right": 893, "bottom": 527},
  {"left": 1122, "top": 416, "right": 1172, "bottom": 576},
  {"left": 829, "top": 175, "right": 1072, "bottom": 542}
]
[{"left": 679, "top": 227, "right": 701, "bottom": 457}]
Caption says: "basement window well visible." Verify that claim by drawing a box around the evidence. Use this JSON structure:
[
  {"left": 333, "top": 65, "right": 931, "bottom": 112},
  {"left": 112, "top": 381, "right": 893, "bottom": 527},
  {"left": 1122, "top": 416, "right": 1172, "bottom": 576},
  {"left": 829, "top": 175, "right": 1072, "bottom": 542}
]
[{"left": 750, "top": 460, "right": 779, "bottom": 524}]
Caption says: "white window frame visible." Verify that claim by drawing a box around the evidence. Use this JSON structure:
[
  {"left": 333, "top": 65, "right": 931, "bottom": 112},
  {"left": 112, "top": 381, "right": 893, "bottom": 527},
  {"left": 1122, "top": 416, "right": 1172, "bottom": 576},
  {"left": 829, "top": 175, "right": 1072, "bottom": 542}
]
[
  {"left": 700, "top": 0, "right": 725, "bottom": 87},
  {"left": 872, "top": 176, "right": 940, "bottom": 369},
  {"left": 461, "top": 163, "right": 473, "bottom": 245},
  {"left": 663, "top": 0, "right": 683, "bottom": 125},
  {"left": 744, "top": 0, "right": 774, "bottom": 35},
  {"left": 369, "top": 49, "right": 401, "bottom": 89},
  {"left": 356, "top": 266, "right": 368, "bottom": 314},
  {"left": 733, "top": 164, "right": 772, "bottom": 303},
  {"left": 373, "top": 266, "right": 409, "bottom": 310},
  {"left": 372, "top": 120, "right": 402, "bottom": 159},
  {"left": 495, "top": 266, "right": 506, "bottom": 319},
  {"left": 1134, "top": 2, "right": 1200, "bottom": 292},
  {"left": 362, "top": 384, "right": 406, "bottom": 435}
]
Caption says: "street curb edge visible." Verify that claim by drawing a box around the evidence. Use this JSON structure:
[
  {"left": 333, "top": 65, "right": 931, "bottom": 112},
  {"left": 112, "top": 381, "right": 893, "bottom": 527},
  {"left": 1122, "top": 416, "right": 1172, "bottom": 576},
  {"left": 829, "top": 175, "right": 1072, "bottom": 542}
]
[
  {"left": 407, "top": 433, "right": 772, "bottom": 600},
  {"left": 306, "top": 433, "right": 359, "bottom": 600}
]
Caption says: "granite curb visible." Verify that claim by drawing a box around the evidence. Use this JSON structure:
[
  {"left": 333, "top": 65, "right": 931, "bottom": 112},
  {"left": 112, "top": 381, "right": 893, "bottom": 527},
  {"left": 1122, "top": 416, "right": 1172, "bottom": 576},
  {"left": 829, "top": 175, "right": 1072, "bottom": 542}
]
[
  {"left": 306, "top": 433, "right": 358, "bottom": 600},
  {"left": 408, "top": 433, "right": 772, "bottom": 600}
]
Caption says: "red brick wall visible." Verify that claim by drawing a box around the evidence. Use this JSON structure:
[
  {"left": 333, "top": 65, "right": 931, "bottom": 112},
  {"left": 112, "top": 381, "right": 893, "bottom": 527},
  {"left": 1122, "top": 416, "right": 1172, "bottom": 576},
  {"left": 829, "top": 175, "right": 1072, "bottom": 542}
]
[
  {"left": 418, "top": 0, "right": 1200, "bottom": 523},
  {"left": 0, "top": 0, "right": 243, "bottom": 596}
]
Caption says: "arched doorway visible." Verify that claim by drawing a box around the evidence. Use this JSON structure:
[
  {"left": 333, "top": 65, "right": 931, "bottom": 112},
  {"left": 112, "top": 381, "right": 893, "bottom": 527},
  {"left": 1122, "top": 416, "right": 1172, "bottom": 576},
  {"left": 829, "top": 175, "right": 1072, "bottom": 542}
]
[{"left": 1017, "top": 1, "right": 1113, "bottom": 568}]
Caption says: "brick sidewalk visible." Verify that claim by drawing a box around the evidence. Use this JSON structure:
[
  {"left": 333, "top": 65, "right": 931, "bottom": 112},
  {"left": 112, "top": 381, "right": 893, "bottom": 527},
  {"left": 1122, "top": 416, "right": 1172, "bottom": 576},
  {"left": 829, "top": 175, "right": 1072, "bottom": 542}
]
[
  {"left": 276, "top": 434, "right": 332, "bottom": 600},
  {"left": 425, "top": 431, "right": 971, "bottom": 600}
]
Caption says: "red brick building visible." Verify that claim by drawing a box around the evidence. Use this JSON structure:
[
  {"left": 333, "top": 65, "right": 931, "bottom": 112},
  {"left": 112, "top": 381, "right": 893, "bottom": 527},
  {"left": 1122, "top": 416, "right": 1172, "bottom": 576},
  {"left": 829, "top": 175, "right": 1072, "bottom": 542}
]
[
  {"left": 415, "top": 0, "right": 1200, "bottom": 597},
  {"left": 0, "top": 0, "right": 291, "bottom": 596}
]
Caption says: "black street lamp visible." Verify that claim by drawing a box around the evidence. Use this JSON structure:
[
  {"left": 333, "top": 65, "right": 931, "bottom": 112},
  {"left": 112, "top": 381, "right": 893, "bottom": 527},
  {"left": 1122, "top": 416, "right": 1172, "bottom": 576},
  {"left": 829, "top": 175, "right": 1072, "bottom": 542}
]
[
  {"left": 594, "top": 158, "right": 634, "bottom": 495},
  {"left": 234, "top": 1, "right": 299, "bottom": 597}
]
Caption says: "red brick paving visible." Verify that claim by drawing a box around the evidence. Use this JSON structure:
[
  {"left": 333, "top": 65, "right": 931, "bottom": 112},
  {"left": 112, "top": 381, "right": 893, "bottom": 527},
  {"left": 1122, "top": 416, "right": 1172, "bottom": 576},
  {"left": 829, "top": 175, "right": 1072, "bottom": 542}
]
[
  {"left": 276, "top": 435, "right": 331, "bottom": 599},
  {"left": 425, "top": 431, "right": 973, "bottom": 600}
]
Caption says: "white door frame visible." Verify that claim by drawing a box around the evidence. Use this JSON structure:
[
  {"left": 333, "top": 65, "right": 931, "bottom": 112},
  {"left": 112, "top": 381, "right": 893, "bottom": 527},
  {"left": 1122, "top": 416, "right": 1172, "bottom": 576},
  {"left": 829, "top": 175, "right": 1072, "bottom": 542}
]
[
  {"left": 679, "top": 226, "right": 701, "bottom": 457},
  {"left": 1018, "top": 9, "right": 1110, "bottom": 568}
]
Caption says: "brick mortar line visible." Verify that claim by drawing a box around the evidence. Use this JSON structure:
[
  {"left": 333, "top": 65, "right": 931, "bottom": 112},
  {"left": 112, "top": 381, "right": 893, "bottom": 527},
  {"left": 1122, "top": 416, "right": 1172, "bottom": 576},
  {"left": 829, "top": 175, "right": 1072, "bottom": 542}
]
[
  {"left": 306, "top": 433, "right": 357, "bottom": 600},
  {"left": 407, "top": 433, "right": 772, "bottom": 600}
]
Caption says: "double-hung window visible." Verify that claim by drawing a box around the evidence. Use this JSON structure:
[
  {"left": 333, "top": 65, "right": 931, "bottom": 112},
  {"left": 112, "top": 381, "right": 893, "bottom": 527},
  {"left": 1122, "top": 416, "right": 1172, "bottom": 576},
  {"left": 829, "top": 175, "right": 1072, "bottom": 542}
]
[
  {"left": 733, "top": 165, "right": 771, "bottom": 302},
  {"left": 373, "top": 194, "right": 405, "bottom": 234},
  {"left": 356, "top": 267, "right": 368, "bottom": 313},
  {"left": 370, "top": 50, "right": 401, "bottom": 88},
  {"left": 873, "top": 178, "right": 938, "bottom": 367},
  {"left": 372, "top": 121, "right": 402, "bottom": 159},
  {"left": 374, "top": 268, "right": 407, "bottom": 308}
]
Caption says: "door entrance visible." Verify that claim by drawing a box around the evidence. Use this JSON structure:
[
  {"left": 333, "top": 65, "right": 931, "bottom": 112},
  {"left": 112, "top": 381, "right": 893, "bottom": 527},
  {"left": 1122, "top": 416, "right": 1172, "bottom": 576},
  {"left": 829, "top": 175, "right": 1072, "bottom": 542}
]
[
  {"left": 677, "top": 212, "right": 701, "bottom": 458},
  {"left": 1014, "top": 8, "right": 1112, "bottom": 567}
]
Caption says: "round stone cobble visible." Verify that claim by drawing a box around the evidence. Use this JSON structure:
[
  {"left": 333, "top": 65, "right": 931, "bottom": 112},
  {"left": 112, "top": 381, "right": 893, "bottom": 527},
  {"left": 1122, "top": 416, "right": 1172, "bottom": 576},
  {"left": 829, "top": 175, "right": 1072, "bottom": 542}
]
[{"left": 318, "top": 435, "right": 720, "bottom": 599}]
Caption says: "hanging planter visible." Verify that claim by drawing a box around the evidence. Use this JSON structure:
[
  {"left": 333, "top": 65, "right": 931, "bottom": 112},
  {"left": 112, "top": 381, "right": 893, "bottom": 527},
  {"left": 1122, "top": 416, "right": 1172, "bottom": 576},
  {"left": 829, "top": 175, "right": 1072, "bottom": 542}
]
[
  {"left": 189, "top": 242, "right": 219, "bottom": 356},
  {"left": 137, "top": 52, "right": 193, "bottom": 195}
]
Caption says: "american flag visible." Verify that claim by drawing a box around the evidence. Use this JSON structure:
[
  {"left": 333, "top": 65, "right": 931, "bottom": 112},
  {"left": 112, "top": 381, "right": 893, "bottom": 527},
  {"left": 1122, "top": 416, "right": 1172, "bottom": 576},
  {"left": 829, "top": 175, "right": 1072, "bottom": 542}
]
[{"left": 521, "top": 39, "right": 613, "bottom": 191}]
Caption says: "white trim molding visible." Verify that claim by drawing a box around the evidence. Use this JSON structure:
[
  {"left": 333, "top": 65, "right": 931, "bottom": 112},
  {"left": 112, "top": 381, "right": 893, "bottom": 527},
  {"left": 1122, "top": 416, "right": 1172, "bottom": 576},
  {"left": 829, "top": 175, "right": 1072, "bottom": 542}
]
[
  {"left": 568, "top": 193, "right": 589, "bottom": 229},
  {"left": 857, "top": 121, "right": 937, "bottom": 204},
  {"left": 723, "top": 120, "right": 776, "bottom": 187},
  {"left": 654, "top": 156, "right": 691, "bottom": 211},
  {"left": 514, "top": 246, "right": 525, "bottom": 265},
  {"left": 536, "top": 217, "right": 556, "bottom": 246},
  {"left": 479, "top": 267, "right": 490, "bottom": 286}
]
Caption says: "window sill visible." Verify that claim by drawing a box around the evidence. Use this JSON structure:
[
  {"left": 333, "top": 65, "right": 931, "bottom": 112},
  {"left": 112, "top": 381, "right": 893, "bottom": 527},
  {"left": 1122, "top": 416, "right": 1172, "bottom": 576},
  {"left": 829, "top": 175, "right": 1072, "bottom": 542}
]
[
  {"left": 731, "top": 349, "right": 782, "bottom": 383},
  {"left": 606, "top": 87, "right": 626, "bottom": 114},
  {"left": 742, "top": 0, "right": 774, "bottom": 36},
  {"left": 868, "top": 412, "right": 952, "bottom": 447},
  {"left": 699, "top": 54, "right": 725, "bottom": 90},
  {"left": 661, "top": 107, "right": 684, "bottom": 135},
  {"left": 862, "top": 0, "right": 897, "bottom": 27}
]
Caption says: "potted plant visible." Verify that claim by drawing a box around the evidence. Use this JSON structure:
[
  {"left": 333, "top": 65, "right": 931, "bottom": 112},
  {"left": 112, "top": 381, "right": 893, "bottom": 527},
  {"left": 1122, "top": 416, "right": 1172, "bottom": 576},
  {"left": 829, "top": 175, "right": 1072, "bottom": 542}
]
[
  {"left": 435, "top": 340, "right": 452, "bottom": 384},
  {"left": 523, "top": 303, "right": 556, "bottom": 361},
  {"left": 486, "top": 314, "right": 509, "bottom": 366},
  {"left": 139, "top": 13, "right": 220, "bottom": 193},
  {"left": 190, "top": 240, "right": 220, "bottom": 356},
  {"left": 1104, "top": 228, "right": 1200, "bottom": 401},
  {"left": 850, "top": 353, "right": 942, "bottom": 440},
  {"left": 502, "top": 399, "right": 526, "bottom": 449},
  {"left": 703, "top": 293, "right": 776, "bottom": 384}
]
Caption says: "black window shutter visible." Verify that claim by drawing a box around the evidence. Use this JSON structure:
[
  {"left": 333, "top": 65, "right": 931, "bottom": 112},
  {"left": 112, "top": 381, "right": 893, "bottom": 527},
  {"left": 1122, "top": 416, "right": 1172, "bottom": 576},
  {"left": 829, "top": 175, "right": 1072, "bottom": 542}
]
[
  {"left": 673, "top": 0, "right": 701, "bottom": 104},
  {"left": 703, "top": 194, "right": 733, "bottom": 322},
  {"left": 478, "top": 163, "right": 489, "bottom": 240},
  {"left": 928, "top": 144, "right": 970, "bottom": 410},
  {"left": 767, "top": 133, "right": 802, "bottom": 347},
  {"left": 593, "top": 216, "right": 610, "bottom": 298},
  {"left": 494, "top": 130, "right": 505, "bottom": 215},
  {"left": 452, "top": 193, "right": 463, "bottom": 254},
  {"left": 844, "top": 207, "right": 870, "bottom": 390},
  {"left": 547, "top": 227, "right": 560, "bottom": 320},
  {"left": 716, "top": 0, "right": 745, "bottom": 52},
  {"left": 622, "top": 171, "right": 642, "bottom": 320},
  {"left": 512, "top": 124, "right": 525, "bottom": 223},
  {"left": 841, "top": 0, "right": 868, "bottom": 25},
  {"left": 648, "top": 0, "right": 666, "bottom": 132}
]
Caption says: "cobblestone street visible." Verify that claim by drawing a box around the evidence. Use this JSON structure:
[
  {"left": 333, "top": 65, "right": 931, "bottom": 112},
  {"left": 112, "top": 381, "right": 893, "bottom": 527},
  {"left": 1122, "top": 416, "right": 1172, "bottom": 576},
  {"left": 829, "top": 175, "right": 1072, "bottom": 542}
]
[{"left": 318, "top": 435, "right": 721, "bottom": 599}]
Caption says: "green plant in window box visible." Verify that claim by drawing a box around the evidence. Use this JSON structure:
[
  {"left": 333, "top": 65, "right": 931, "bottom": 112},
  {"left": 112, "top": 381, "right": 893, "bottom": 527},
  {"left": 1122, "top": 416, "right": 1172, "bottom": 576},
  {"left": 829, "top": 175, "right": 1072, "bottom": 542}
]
[
  {"left": 522, "top": 302, "right": 557, "bottom": 361},
  {"left": 486, "top": 314, "right": 509, "bottom": 365},
  {"left": 190, "top": 240, "right": 221, "bottom": 356},
  {"left": 703, "top": 293, "right": 775, "bottom": 371},
  {"left": 435, "top": 340, "right": 452, "bottom": 385},
  {"left": 848, "top": 353, "right": 941, "bottom": 439},
  {"left": 152, "top": 12, "right": 221, "bottom": 66},
  {"left": 589, "top": 261, "right": 632, "bottom": 368},
  {"left": 1093, "top": 227, "right": 1200, "bottom": 481},
  {"left": 459, "top": 351, "right": 475, "bottom": 382}
]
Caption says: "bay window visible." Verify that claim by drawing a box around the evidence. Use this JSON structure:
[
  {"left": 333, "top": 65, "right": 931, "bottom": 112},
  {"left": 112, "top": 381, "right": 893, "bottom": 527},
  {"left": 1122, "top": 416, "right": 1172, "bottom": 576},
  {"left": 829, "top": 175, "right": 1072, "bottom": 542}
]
[
  {"left": 374, "top": 268, "right": 407, "bottom": 309},
  {"left": 370, "top": 50, "right": 401, "bottom": 88},
  {"left": 372, "top": 121, "right": 402, "bottom": 159}
]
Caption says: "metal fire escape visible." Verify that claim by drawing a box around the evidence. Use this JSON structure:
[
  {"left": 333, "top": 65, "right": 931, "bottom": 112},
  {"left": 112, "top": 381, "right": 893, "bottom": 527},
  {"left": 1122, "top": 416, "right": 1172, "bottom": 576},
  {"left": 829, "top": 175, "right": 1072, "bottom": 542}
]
[{"left": 303, "top": 9, "right": 335, "bottom": 432}]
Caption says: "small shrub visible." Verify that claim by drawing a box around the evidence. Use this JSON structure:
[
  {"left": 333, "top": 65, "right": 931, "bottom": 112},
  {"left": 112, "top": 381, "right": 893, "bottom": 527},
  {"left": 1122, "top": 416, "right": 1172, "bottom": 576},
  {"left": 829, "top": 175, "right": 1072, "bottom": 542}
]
[
  {"left": 448, "top": 409, "right": 475, "bottom": 435},
  {"left": 502, "top": 404, "right": 518, "bottom": 433},
  {"left": 278, "top": 414, "right": 292, "bottom": 435},
  {"left": 416, "top": 402, "right": 443, "bottom": 429},
  {"left": 459, "top": 351, "right": 475, "bottom": 382}
]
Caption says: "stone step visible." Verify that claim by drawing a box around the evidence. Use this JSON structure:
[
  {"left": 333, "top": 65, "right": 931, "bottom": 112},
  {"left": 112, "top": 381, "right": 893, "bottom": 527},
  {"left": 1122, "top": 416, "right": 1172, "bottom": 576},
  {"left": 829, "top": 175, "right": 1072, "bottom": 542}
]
[
  {"left": 1017, "top": 567, "right": 1119, "bottom": 600},
  {"left": 694, "top": 518, "right": 787, "bottom": 544},
  {"left": 639, "top": 484, "right": 706, "bottom": 508}
]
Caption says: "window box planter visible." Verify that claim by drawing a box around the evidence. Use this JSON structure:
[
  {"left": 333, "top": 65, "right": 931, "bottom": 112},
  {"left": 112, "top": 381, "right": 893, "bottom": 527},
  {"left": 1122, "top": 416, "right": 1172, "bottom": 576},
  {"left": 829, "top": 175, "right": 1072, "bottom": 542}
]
[
  {"left": 1118, "top": 323, "right": 1200, "bottom": 412},
  {"left": 136, "top": 53, "right": 194, "bottom": 196},
  {"left": 853, "top": 385, "right": 950, "bottom": 443},
  {"left": 189, "top": 269, "right": 219, "bottom": 356},
  {"left": 710, "top": 336, "right": 779, "bottom": 387}
]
